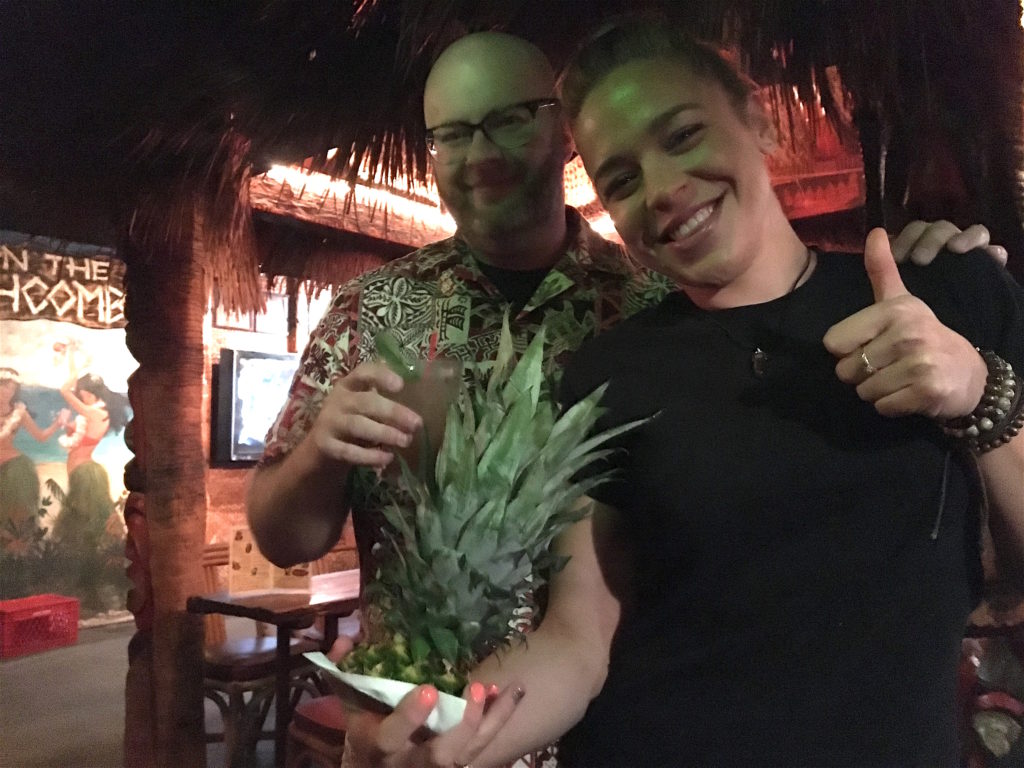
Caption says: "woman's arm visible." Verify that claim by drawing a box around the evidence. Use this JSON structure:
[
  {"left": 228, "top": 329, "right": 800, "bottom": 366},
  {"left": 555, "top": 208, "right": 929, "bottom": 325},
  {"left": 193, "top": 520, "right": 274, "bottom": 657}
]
[
  {"left": 18, "top": 409, "right": 61, "bottom": 442},
  {"left": 59, "top": 378, "right": 90, "bottom": 417},
  {"left": 60, "top": 377, "right": 109, "bottom": 434},
  {"left": 979, "top": 436, "right": 1024, "bottom": 590},
  {"left": 468, "top": 500, "right": 623, "bottom": 766},
  {"left": 824, "top": 230, "right": 1024, "bottom": 586},
  {"left": 339, "top": 498, "right": 625, "bottom": 768},
  {"left": 337, "top": 499, "right": 622, "bottom": 768}
]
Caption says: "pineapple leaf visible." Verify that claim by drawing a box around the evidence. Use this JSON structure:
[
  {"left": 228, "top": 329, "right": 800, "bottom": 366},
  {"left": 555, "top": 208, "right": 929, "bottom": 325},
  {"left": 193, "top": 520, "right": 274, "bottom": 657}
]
[
  {"left": 428, "top": 625, "right": 461, "bottom": 666},
  {"left": 486, "top": 315, "right": 516, "bottom": 402},
  {"left": 477, "top": 394, "right": 537, "bottom": 489},
  {"left": 504, "top": 326, "right": 545, "bottom": 411}
]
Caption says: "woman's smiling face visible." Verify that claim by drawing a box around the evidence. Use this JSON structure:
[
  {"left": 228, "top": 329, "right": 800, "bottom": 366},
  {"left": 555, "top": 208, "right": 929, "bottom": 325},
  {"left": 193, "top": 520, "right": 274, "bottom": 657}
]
[{"left": 572, "top": 56, "right": 779, "bottom": 292}]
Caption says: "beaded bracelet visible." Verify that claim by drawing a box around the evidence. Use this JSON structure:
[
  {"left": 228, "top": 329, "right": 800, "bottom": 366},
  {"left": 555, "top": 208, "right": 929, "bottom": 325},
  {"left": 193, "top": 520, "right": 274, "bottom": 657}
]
[{"left": 942, "top": 349, "right": 1024, "bottom": 455}]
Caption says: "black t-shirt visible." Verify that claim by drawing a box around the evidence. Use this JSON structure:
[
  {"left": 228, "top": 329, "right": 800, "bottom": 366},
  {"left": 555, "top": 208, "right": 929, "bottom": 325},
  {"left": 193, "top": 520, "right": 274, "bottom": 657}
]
[
  {"left": 475, "top": 260, "right": 551, "bottom": 314},
  {"left": 557, "top": 250, "right": 1024, "bottom": 767}
]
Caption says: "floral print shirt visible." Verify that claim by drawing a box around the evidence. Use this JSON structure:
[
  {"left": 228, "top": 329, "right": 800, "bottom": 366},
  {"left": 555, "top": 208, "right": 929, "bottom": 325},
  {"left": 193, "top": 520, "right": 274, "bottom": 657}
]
[{"left": 262, "top": 208, "right": 667, "bottom": 465}]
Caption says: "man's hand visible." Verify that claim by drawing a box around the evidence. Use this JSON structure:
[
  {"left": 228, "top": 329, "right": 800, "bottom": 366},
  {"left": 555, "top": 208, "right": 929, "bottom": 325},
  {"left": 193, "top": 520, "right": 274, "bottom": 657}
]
[
  {"left": 891, "top": 220, "right": 1008, "bottom": 266},
  {"left": 310, "top": 361, "right": 422, "bottom": 470},
  {"left": 246, "top": 362, "right": 425, "bottom": 567},
  {"left": 823, "top": 228, "right": 988, "bottom": 420}
]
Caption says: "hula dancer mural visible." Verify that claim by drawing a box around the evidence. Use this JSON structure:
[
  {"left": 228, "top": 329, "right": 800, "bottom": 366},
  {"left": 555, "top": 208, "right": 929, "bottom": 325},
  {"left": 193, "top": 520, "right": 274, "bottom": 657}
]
[
  {"left": 53, "top": 362, "right": 130, "bottom": 553},
  {"left": 1, "top": 233, "right": 135, "bottom": 618},
  {"left": 0, "top": 366, "right": 63, "bottom": 550}
]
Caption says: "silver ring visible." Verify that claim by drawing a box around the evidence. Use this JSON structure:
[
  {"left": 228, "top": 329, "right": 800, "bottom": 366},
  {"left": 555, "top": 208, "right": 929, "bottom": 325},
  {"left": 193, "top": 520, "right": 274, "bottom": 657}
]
[{"left": 860, "top": 350, "right": 877, "bottom": 376}]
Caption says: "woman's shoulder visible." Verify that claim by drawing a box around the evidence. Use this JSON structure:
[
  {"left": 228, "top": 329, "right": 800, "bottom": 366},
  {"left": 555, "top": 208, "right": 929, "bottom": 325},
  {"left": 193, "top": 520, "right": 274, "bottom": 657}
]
[
  {"left": 814, "top": 247, "right": 1018, "bottom": 302},
  {"left": 897, "top": 249, "right": 1023, "bottom": 366},
  {"left": 559, "top": 298, "right": 677, "bottom": 405},
  {"left": 581, "top": 296, "right": 672, "bottom": 356},
  {"left": 897, "top": 248, "right": 1020, "bottom": 315}
]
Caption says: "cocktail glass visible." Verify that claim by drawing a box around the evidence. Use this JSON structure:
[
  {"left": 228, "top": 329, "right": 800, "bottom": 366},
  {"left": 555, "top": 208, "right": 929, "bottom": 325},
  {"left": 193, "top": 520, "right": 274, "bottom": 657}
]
[{"left": 386, "top": 358, "right": 463, "bottom": 479}]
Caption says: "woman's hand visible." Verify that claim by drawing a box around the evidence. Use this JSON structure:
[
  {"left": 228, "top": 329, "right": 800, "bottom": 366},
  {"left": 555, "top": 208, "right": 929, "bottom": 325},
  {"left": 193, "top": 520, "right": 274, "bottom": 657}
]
[
  {"left": 824, "top": 228, "right": 988, "bottom": 420},
  {"left": 341, "top": 678, "right": 524, "bottom": 768},
  {"left": 326, "top": 636, "right": 524, "bottom": 768}
]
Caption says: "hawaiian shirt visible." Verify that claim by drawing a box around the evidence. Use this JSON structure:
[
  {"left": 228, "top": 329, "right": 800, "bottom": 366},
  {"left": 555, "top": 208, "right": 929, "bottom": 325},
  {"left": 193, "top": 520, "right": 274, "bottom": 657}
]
[
  {"left": 261, "top": 208, "right": 669, "bottom": 768},
  {"left": 262, "top": 207, "right": 667, "bottom": 464}
]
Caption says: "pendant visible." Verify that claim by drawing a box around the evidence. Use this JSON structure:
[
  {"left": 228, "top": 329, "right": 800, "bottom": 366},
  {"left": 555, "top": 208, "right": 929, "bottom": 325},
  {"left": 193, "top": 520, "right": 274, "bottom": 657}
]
[{"left": 752, "top": 347, "right": 769, "bottom": 378}]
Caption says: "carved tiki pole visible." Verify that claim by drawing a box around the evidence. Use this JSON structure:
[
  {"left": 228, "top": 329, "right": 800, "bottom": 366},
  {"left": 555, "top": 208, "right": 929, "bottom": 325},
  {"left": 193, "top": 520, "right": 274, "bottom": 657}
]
[{"left": 121, "top": 195, "right": 209, "bottom": 768}]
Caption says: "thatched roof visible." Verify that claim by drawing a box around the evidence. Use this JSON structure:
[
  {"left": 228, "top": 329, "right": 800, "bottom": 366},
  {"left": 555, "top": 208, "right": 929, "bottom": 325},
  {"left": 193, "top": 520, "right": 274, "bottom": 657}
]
[{"left": 3, "top": 0, "right": 1022, "bottom": 294}]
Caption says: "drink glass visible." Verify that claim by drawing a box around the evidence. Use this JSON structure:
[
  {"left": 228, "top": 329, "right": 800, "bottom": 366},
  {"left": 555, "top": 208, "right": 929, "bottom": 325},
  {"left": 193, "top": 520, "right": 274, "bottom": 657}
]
[{"left": 387, "top": 358, "right": 463, "bottom": 479}]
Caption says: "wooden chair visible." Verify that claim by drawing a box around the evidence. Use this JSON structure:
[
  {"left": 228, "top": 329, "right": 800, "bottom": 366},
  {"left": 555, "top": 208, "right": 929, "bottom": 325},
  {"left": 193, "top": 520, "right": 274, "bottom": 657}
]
[
  {"left": 294, "top": 541, "right": 360, "bottom": 650},
  {"left": 201, "top": 542, "right": 323, "bottom": 768},
  {"left": 285, "top": 694, "right": 348, "bottom": 768},
  {"left": 286, "top": 544, "right": 361, "bottom": 768}
]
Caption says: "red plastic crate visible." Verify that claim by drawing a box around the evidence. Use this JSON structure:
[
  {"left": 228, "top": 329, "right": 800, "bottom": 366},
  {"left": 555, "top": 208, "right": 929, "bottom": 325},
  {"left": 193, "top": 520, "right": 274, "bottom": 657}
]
[{"left": 0, "top": 594, "right": 79, "bottom": 659}]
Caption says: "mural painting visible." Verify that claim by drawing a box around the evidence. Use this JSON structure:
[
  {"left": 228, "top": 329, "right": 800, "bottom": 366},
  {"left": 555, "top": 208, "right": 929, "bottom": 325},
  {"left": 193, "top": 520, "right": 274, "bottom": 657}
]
[{"left": 1, "top": 232, "right": 135, "bottom": 620}]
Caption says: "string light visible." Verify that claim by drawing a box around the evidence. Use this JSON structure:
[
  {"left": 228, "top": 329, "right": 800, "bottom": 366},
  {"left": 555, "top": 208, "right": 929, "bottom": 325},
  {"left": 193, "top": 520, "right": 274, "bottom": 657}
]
[
  {"left": 262, "top": 164, "right": 457, "bottom": 234},
  {"left": 259, "top": 154, "right": 610, "bottom": 238}
]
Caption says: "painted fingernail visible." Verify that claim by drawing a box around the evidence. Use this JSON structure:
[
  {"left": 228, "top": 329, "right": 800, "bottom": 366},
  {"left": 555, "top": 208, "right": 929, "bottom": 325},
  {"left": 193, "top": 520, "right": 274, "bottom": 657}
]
[
  {"left": 469, "top": 681, "right": 485, "bottom": 703},
  {"left": 486, "top": 683, "right": 500, "bottom": 698},
  {"left": 511, "top": 686, "right": 525, "bottom": 704},
  {"left": 419, "top": 685, "right": 438, "bottom": 707}
]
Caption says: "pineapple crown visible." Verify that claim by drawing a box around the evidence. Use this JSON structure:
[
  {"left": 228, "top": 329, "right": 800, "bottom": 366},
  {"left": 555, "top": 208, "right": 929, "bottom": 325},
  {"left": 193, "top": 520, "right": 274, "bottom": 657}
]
[{"left": 364, "top": 317, "right": 645, "bottom": 683}]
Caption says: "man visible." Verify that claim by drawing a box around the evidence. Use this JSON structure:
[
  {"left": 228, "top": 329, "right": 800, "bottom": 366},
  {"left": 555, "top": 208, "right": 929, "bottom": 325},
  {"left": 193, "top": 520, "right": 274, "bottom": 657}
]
[
  {"left": 248, "top": 32, "right": 668, "bottom": 572},
  {"left": 247, "top": 30, "right": 1002, "bottom": 768},
  {"left": 249, "top": 34, "right": 663, "bottom": 766}
]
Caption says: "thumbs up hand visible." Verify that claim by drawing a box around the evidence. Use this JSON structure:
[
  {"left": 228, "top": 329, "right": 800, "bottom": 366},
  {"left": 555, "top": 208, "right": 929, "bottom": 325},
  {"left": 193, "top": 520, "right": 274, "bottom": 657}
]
[{"left": 822, "top": 228, "right": 987, "bottom": 420}]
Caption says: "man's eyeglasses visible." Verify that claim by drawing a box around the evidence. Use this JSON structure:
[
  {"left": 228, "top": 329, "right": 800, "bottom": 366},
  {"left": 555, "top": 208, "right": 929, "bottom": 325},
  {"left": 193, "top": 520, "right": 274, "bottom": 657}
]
[{"left": 425, "top": 99, "right": 560, "bottom": 160}]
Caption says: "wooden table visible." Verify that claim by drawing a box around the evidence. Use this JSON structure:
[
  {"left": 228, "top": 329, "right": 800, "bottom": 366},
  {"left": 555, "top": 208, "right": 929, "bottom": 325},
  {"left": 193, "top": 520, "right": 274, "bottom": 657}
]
[{"left": 187, "top": 569, "right": 361, "bottom": 768}]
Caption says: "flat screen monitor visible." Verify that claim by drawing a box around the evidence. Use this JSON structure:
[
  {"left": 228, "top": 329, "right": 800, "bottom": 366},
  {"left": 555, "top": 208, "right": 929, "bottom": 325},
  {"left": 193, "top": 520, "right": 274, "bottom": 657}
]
[{"left": 213, "top": 348, "right": 300, "bottom": 464}]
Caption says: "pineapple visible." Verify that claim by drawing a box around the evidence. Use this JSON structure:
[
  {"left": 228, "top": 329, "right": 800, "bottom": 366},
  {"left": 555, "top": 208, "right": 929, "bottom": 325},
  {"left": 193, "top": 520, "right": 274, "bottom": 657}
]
[{"left": 337, "top": 319, "right": 644, "bottom": 695}]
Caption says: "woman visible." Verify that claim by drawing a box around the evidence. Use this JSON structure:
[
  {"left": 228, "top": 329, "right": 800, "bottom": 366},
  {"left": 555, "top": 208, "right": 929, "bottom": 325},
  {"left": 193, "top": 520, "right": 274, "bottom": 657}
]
[
  {"left": 349, "top": 20, "right": 1024, "bottom": 768},
  {"left": 0, "top": 367, "right": 62, "bottom": 548},
  {"left": 546, "top": 21, "right": 1024, "bottom": 766},
  {"left": 52, "top": 371, "right": 130, "bottom": 551}
]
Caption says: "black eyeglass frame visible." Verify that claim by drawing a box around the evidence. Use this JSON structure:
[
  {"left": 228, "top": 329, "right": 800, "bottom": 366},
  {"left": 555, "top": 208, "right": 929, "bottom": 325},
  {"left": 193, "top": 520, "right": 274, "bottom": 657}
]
[{"left": 425, "top": 98, "right": 560, "bottom": 156}]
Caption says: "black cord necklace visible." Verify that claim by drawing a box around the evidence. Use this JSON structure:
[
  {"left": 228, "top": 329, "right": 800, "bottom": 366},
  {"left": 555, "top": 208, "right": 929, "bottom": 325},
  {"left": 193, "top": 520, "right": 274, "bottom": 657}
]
[{"left": 700, "top": 247, "right": 816, "bottom": 379}]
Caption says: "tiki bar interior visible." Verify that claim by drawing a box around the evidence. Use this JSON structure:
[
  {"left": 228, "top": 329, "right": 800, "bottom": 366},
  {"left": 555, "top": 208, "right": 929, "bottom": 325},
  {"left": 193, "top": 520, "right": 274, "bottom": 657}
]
[{"left": 2, "top": 1, "right": 1024, "bottom": 767}]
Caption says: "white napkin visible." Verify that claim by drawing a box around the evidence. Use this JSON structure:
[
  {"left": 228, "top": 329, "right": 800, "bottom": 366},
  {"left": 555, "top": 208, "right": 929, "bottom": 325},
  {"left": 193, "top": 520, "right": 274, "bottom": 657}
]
[{"left": 304, "top": 651, "right": 468, "bottom": 732}]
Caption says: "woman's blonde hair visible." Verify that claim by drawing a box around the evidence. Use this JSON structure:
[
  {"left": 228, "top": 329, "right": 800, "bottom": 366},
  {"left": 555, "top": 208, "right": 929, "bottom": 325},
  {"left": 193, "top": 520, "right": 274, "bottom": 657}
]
[{"left": 559, "top": 17, "right": 757, "bottom": 123}]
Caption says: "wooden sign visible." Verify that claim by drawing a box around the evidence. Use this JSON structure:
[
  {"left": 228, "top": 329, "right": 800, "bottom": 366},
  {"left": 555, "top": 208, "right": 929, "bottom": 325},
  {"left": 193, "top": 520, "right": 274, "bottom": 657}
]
[{"left": 0, "top": 243, "right": 126, "bottom": 329}]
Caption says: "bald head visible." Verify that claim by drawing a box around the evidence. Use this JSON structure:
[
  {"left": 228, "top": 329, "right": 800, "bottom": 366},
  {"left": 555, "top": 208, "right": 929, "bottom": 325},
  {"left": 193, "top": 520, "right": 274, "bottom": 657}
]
[
  {"left": 424, "top": 32, "right": 557, "bottom": 127},
  {"left": 422, "top": 32, "right": 571, "bottom": 269}
]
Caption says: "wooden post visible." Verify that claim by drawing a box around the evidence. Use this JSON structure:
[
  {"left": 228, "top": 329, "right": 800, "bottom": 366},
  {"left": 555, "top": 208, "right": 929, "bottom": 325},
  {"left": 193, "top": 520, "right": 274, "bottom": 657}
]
[
  {"left": 286, "top": 276, "right": 299, "bottom": 354},
  {"left": 121, "top": 196, "right": 210, "bottom": 768}
]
